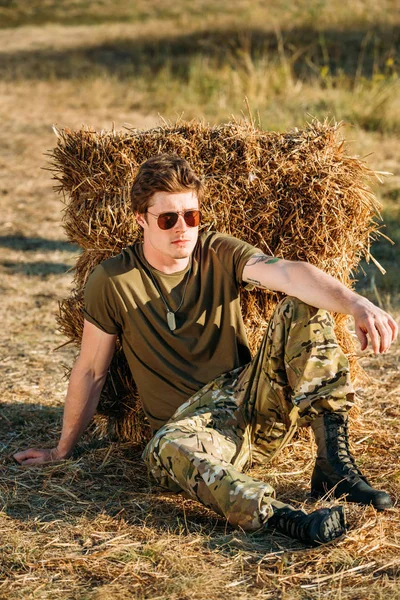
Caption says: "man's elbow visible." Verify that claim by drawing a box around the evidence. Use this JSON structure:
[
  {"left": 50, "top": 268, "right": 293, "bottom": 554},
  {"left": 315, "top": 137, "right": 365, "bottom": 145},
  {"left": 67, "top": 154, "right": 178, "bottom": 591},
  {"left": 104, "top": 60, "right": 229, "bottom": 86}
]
[{"left": 72, "top": 355, "right": 110, "bottom": 383}]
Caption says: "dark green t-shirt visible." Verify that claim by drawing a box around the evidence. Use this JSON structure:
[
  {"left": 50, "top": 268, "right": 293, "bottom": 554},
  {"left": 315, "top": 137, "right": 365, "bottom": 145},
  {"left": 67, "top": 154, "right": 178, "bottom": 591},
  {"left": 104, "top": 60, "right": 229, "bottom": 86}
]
[{"left": 84, "top": 231, "right": 259, "bottom": 430}]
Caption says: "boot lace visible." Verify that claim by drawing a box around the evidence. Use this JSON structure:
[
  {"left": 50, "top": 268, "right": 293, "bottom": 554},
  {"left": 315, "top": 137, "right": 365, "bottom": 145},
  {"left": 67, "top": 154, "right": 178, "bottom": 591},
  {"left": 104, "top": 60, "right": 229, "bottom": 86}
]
[{"left": 326, "top": 415, "right": 365, "bottom": 482}]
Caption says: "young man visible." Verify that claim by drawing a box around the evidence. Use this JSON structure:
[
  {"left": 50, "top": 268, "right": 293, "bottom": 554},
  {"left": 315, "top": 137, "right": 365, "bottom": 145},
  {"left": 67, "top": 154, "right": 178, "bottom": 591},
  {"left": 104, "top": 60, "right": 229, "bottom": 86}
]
[{"left": 14, "top": 154, "right": 398, "bottom": 546}]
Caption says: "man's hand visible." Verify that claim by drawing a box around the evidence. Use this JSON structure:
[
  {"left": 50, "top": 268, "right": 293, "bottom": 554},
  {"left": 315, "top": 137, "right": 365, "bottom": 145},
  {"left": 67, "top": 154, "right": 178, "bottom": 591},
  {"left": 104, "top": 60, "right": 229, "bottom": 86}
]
[
  {"left": 352, "top": 300, "right": 398, "bottom": 354},
  {"left": 242, "top": 254, "right": 399, "bottom": 354},
  {"left": 13, "top": 447, "right": 65, "bottom": 466}
]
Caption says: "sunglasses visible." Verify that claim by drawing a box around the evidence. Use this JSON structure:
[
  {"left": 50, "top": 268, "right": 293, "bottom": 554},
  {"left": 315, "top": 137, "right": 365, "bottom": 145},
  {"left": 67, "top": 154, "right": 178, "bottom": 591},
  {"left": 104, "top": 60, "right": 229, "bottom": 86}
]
[{"left": 146, "top": 209, "right": 201, "bottom": 230}]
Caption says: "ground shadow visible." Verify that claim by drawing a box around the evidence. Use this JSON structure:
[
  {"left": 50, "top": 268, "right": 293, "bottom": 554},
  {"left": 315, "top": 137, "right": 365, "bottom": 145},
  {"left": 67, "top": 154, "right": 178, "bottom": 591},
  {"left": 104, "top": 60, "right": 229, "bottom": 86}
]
[
  {"left": 0, "top": 235, "right": 79, "bottom": 276},
  {"left": 1, "top": 401, "right": 309, "bottom": 553},
  {"left": 354, "top": 200, "right": 400, "bottom": 299},
  {"left": 1, "top": 26, "right": 399, "bottom": 82},
  {"left": 1, "top": 261, "right": 73, "bottom": 276},
  {"left": 0, "top": 235, "right": 79, "bottom": 253},
  {"left": 0, "top": 403, "right": 64, "bottom": 457}
]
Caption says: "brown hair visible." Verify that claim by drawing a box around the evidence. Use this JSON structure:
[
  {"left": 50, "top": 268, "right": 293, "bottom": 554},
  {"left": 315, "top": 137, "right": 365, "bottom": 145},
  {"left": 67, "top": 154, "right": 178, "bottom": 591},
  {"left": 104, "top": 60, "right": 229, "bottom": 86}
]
[{"left": 131, "top": 154, "right": 204, "bottom": 214}]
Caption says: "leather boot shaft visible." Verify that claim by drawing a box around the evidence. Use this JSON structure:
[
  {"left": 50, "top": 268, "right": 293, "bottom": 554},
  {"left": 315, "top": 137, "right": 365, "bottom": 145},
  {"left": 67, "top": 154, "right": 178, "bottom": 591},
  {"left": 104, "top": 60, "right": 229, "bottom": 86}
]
[
  {"left": 311, "top": 412, "right": 392, "bottom": 510},
  {"left": 312, "top": 412, "right": 365, "bottom": 484}
]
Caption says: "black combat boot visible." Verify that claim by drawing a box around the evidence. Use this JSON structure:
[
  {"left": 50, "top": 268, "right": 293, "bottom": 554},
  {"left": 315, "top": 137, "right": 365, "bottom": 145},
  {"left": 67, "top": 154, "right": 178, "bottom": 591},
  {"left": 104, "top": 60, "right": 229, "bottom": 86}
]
[
  {"left": 268, "top": 505, "right": 346, "bottom": 546},
  {"left": 311, "top": 412, "right": 393, "bottom": 511}
]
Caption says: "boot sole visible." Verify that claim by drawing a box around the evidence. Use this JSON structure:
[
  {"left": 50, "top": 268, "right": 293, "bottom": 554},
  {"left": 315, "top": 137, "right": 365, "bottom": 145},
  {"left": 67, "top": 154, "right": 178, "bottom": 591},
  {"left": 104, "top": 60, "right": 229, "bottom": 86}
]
[{"left": 310, "top": 506, "right": 346, "bottom": 546}]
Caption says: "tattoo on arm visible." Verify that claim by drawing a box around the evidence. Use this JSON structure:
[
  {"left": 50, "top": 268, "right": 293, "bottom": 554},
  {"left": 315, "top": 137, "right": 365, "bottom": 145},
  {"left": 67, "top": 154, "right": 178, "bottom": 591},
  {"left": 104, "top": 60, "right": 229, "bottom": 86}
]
[
  {"left": 246, "top": 277, "right": 267, "bottom": 288},
  {"left": 246, "top": 253, "right": 280, "bottom": 267}
]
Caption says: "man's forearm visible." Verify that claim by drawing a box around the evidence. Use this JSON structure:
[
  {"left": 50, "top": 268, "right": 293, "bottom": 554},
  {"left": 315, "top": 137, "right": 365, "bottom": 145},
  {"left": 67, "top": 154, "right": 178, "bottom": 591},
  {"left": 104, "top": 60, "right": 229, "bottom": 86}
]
[
  {"left": 57, "top": 360, "right": 107, "bottom": 458},
  {"left": 13, "top": 321, "right": 116, "bottom": 466},
  {"left": 282, "top": 261, "right": 368, "bottom": 316},
  {"left": 243, "top": 254, "right": 397, "bottom": 354}
]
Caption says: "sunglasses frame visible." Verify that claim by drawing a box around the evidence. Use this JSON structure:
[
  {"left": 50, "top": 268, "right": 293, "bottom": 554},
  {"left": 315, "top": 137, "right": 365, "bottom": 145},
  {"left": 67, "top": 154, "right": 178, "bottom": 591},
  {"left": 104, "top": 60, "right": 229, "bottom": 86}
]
[{"left": 146, "top": 209, "right": 201, "bottom": 230}]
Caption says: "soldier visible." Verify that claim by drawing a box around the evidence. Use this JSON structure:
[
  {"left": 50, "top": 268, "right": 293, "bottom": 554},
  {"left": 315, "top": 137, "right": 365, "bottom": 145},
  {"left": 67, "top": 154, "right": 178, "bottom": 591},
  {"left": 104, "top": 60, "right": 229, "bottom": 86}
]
[{"left": 14, "top": 154, "right": 398, "bottom": 546}]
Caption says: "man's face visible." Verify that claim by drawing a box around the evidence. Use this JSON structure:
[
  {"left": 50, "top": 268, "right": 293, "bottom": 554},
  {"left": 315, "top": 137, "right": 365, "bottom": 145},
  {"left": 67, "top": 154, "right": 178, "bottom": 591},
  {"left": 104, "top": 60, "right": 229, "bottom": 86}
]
[{"left": 137, "top": 190, "right": 200, "bottom": 267}]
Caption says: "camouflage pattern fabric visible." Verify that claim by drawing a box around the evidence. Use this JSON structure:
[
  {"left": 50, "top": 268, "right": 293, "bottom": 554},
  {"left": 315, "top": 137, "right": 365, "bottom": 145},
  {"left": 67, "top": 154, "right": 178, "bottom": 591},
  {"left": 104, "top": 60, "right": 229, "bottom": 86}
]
[{"left": 142, "top": 297, "right": 354, "bottom": 531}]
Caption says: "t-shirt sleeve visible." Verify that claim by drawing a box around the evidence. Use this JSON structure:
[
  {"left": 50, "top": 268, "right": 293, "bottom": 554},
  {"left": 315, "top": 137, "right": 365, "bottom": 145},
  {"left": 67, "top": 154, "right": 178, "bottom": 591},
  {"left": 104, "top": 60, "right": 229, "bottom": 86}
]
[
  {"left": 209, "top": 233, "right": 261, "bottom": 287},
  {"left": 83, "top": 264, "right": 121, "bottom": 335}
]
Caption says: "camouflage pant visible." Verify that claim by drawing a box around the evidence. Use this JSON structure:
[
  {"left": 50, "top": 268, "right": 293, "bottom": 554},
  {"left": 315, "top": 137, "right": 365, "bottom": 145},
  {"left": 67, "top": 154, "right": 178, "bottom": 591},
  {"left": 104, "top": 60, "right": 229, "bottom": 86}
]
[{"left": 142, "top": 297, "right": 354, "bottom": 531}]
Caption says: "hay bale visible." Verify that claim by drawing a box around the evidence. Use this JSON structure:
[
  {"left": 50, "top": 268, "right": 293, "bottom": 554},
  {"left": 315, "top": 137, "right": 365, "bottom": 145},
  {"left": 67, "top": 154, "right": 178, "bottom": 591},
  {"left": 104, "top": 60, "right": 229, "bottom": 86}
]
[{"left": 51, "top": 119, "right": 382, "bottom": 443}]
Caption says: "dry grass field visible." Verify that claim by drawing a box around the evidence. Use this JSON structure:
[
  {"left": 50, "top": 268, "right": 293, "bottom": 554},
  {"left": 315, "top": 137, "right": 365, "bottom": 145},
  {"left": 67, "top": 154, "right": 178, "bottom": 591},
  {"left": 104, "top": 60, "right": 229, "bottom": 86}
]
[{"left": 0, "top": 2, "right": 399, "bottom": 598}]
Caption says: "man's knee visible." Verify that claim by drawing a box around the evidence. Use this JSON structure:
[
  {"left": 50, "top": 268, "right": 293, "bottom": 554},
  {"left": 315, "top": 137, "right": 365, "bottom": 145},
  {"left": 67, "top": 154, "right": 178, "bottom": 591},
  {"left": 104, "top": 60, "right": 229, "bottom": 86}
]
[
  {"left": 142, "top": 424, "right": 178, "bottom": 467},
  {"left": 143, "top": 418, "right": 209, "bottom": 472},
  {"left": 142, "top": 425, "right": 185, "bottom": 491}
]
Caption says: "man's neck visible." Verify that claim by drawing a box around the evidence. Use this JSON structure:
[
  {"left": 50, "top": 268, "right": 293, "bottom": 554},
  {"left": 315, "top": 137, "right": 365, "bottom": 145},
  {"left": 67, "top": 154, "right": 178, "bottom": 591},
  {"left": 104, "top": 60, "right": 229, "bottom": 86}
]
[{"left": 142, "top": 245, "right": 191, "bottom": 274}]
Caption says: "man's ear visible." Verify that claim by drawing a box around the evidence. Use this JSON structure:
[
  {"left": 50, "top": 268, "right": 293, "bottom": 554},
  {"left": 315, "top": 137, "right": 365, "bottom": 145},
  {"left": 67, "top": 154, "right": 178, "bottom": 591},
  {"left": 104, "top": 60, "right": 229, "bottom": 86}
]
[{"left": 136, "top": 212, "right": 146, "bottom": 228}]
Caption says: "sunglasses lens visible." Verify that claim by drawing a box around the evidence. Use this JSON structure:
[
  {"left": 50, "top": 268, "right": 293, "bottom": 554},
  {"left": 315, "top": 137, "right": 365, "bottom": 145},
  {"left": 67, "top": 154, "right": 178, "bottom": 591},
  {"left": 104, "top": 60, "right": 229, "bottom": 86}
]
[
  {"left": 184, "top": 210, "right": 201, "bottom": 227},
  {"left": 157, "top": 210, "right": 201, "bottom": 230},
  {"left": 157, "top": 213, "right": 179, "bottom": 230}
]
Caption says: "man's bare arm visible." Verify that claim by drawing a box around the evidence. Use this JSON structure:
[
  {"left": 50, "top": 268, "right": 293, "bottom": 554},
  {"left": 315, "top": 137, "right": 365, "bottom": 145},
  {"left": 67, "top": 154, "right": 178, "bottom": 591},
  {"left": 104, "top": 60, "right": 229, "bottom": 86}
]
[
  {"left": 242, "top": 253, "right": 398, "bottom": 354},
  {"left": 13, "top": 320, "right": 117, "bottom": 465}
]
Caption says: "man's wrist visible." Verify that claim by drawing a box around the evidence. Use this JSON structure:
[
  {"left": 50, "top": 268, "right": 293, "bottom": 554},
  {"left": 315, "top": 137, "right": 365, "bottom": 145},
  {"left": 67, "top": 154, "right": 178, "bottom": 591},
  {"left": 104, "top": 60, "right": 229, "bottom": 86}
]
[
  {"left": 348, "top": 295, "right": 372, "bottom": 319},
  {"left": 55, "top": 444, "right": 73, "bottom": 460}
]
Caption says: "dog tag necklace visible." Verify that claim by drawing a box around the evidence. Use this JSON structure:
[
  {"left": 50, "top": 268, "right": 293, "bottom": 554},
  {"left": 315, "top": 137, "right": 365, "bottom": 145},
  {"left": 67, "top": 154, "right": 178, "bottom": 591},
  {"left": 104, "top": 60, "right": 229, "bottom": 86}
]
[{"left": 147, "top": 259, "right": 192, "bottom": 332}]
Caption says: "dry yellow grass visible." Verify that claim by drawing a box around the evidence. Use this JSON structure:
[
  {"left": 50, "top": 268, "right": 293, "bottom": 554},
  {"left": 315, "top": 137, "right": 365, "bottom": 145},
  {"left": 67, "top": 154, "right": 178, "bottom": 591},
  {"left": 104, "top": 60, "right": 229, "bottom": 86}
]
[
  {"left": 1, "top": 119, "right": 399, "bottom": 598},
  {"left": 1, "top": 334, "right": 399, "bottom": 599},
  {"left": 1, "top": 3, "right": 400, "bottom": 598}
]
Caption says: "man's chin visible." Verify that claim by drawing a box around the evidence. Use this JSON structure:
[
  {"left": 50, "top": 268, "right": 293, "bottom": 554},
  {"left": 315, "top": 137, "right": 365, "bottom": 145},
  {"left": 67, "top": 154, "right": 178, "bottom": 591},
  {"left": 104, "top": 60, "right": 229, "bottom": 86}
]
[
  {"left": 170, "top": 242, "right": 196, "bottom": 259},
  {"left": 171, "top": 249, "right": 192, "bottom": 260}
]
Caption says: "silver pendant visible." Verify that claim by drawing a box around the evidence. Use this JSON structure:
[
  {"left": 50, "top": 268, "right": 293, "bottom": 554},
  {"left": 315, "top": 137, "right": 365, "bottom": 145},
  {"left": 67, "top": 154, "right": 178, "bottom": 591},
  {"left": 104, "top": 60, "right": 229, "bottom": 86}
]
[{"left": 167, "top": 311, "right": 176, "bottom": 331}]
